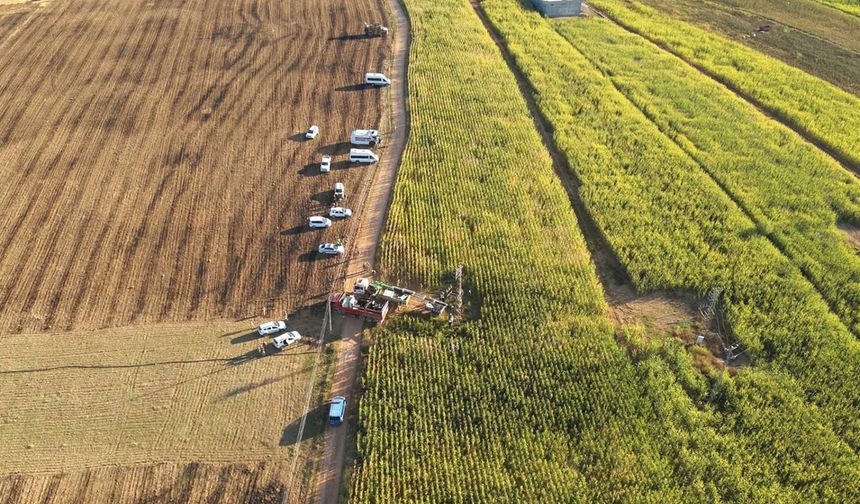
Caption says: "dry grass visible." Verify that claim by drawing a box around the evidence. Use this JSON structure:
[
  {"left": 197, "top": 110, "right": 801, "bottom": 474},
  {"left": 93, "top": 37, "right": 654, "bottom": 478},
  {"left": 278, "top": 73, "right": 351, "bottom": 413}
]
[
  {"left": 0, "top": 319, "right": 328, "bottom": 502},
  {"left": 0, "top": 0, "right": 389, "bottom": 333}
]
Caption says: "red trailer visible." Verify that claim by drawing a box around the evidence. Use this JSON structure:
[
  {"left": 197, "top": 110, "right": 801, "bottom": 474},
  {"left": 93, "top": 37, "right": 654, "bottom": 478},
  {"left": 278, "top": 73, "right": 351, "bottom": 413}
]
[{"left": 329, "top": 292, "right": 390, "bottom": 322}]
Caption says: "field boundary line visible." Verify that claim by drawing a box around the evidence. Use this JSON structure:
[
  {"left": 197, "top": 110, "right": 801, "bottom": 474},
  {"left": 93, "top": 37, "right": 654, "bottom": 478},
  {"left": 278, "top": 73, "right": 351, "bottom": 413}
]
[{"left": 588, "top": 3, "right": 860, "bottom": 177}]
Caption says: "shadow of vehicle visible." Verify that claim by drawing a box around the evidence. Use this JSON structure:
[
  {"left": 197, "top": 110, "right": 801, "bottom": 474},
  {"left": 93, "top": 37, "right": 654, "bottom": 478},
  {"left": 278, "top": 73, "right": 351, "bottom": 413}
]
[
  {"left": 298, "top": 162, "right": 324, "bottom": 177},
  {"left": 280, "top": 224, "right": 310, "bottom": 236},
  {"left": 298, "top": 250, "right": 317, "bottom": 263},
  {"left": 288, "top": 132, "right": 308, "bottom": 142},
  {"left": 230, "top": 331, "right": 263, "bottom": 345},
  {"left": 227, "top": 348, "right": 264, "bottom": 366},
  {"left": 328, "top": 160, "right": 353, "bottom": 171},
  {"left": 335, "top": 83, "right": 370, "bottom": 92},
  {"left": 317, "top": 141, "right": 352, "bottom": 156},
  {"left": 310, "top": 190, "right": 334, "bottom": 206},
  {"left": 279, "top": 404, "right": 328, "bottom": 446},
  {"left": 328, "top": 34, "right": 369, "bottom": 42}
]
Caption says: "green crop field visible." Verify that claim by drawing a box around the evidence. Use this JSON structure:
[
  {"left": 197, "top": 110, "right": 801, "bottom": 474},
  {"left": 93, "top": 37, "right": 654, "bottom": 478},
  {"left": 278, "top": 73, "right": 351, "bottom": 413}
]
[
  {"left": 818, "top": 0, "right": 860, "bottom": 17},
  {"left": 623, "top": 0, "right": 860, "bottom": 96},
  {"left": 551, "top": 18, "right": 860, "bottom": 337},
  {"left": 347, "top": 0, "right": 860, "bottom": 500},
  {"left": 589, "top": 0, "right": 860, "bottom": 170}
]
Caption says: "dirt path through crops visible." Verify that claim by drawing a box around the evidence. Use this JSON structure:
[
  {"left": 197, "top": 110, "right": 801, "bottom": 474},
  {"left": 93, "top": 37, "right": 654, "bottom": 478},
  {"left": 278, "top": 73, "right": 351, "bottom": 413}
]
[{"left": 312, "top": 0, "right": 411, "bottom": 501}]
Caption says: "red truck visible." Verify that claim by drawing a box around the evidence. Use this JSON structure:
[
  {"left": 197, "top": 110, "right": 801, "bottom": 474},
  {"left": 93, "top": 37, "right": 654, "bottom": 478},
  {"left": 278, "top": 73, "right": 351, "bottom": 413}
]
[{"left": 329, "top": 292, "right": 390, "bottom": 322}]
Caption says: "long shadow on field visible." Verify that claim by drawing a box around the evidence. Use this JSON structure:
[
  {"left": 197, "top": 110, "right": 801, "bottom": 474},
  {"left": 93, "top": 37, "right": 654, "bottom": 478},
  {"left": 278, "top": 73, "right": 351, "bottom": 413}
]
[
  {"left": 317, "top": 141, "right": 351, "bottom": 156},
  {"left": 310, "top": 190, "right": 334, "bottom": 206},
  {"left": 0, "top": 357, "right": 245, "bottom": 374},
  {"left": 227, "top": 348, "right": 265, "bottom": 366},
  {"left": 280, "top": 404, "right": 328, "bottom": 446},
  {"left": 220, "top": 327, "right": 250, "bottom": 338},
  {"left": 219, "top": 373, "right": 293, "bottom": 400},
  {"left": 326, "top": 160, "right": 353, "bottom": 172},
  {"left": 298, "top": 162, "right": 325, "bottom": 177},
  {"left": 231, "top": 331, "right": 264, "bottom": 345},
  {"left": 335, "top": 83, "right": 370, "bottom": 92},
  {"left": 289, "top": 132, "right": 309, "bottom": 142},
  {"left": 328, "top": 34, "right": 370, "bottom": 41},
  {"left": 281, "top": 224, "right": 311, "bottom": 236},
  {"left": 299, "top": 250, "right": 318, "bottom": 263}
]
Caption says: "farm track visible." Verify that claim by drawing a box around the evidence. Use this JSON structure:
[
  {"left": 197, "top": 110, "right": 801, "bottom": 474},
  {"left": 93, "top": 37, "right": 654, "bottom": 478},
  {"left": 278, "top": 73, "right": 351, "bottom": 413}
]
[
  {"left": 587, "top": 4, "right": 860, "bottom": 177},
  {"left": 0, "top": 0, "right": 388, "bottom": 333},
  {"left": 312, "top": 0, "right": 412, "bottom": 501}
]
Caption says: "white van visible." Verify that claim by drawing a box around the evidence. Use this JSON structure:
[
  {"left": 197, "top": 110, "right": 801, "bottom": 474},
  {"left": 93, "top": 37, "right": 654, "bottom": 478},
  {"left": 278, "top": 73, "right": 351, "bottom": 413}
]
[
  {"left": 350, "top": 129, "right": 381, "bottom": 146},
  {"left": 365, "top": 73, "right": 391, "bottom": 86},
  {"left": 349, "top": 148, "right": 379, "bottom": 164}
]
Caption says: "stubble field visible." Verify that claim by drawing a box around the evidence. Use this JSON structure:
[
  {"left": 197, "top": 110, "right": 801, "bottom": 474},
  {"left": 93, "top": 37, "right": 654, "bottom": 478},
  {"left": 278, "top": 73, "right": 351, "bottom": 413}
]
[{"left": 0, "top": 0, "right": 389, "bottom": 334}]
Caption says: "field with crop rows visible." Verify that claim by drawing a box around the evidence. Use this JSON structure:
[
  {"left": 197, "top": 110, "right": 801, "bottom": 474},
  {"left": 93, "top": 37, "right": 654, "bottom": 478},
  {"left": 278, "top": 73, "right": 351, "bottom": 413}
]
[
  {"left": 0, "top": 319, "right": 329, "bottom": 503},
  {"left": 818, "top": 0, "right": 860, "bottom": 17},
  {"left": 621, "top": 0, "right": 860, "bottom": 96},
  {"left": 0, "top": 0, "right": 388, "bottom": 334},
  {"left": 551, "top": 18, "right": 860, "bottom": 337},
  {"left": 482, "top": 0, "right": 860, "bottom": 450},
  {"left": 348, "top": 0, "right": 860, "bottom": 500},
  {"left": 0, "top": 0, "right": 392, "bottom": 501},
  {"left": 589, "top": 0, "right": 860, "bottom": 170}
]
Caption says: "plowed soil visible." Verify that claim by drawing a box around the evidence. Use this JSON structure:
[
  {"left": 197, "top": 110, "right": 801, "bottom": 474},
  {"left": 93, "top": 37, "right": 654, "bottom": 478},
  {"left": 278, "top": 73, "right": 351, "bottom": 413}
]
[{"left": 0, "top": 0, "right": 389, "bottom": 333}]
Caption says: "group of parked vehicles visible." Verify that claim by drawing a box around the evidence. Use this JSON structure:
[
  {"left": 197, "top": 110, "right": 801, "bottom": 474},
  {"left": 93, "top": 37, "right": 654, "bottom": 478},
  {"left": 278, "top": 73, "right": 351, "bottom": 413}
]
[
  {"left": 303, "top": 72, "right": 389, "bottom": 256},
  {"left": 317, "top": 23, "right": 392, "bottom": 429}
]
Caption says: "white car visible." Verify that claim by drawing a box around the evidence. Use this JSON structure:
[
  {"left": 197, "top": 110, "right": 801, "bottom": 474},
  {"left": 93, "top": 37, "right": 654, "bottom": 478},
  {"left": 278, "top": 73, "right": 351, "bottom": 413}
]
[
  {"left": 329, "top": 207, "right": 353, "bottom": 218},
  {"left": 318, "top": 243, "right": 345, "bottom": 255},
  {"left": 333, "top": 182, "right": 345, "bottom": 200},
  {"left": 365, "top": 72, "right": 391, "bottom": 86},
  {"left": 320, "top": 156, "right": 331, "bottom": 173},
  {"left": 305, "top": 125, "right": 319, "bottom": 139},
  {"left": 273, "top": 331, "right": 302, "bottom": 349},
  {"left": 258, "top": 320, "right": 287, "bottom": 336},
  {"left": 308, "top": 216, "right": 332, "bottom": 228}
]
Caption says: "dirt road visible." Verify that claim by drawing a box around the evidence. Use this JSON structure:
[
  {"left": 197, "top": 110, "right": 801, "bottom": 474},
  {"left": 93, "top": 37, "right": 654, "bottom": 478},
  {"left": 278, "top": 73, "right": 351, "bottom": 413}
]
[{"left": 311, "top": 0, "right": 411, "bottom": 501}]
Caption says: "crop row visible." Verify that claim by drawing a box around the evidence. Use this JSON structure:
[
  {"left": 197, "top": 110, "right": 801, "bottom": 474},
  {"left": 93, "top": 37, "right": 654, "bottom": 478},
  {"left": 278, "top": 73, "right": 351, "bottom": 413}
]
[
  {"left": 817, "top": 0, "right": 860, "bottom": 18},
  {"left": 350, "top": 0, "right": 860, "bottom": 499},
  {"left": 480, "top": 0, "right": 860, "bottom": 450},
  {"left": 551, "top": 18, "right": 860, "bottom": 335},
  {"left": 588, "top": 0, "right": 860, "bottom": 169}
]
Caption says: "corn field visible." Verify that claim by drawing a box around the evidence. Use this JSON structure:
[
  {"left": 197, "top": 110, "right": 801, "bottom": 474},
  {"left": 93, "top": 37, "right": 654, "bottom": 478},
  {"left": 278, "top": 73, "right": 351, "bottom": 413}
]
[
  {"left": 589, "top": 0, "right": 860, "bottom": 168},
  {"left": 349, "top": 0, "right": 860, "bottom": 500}
]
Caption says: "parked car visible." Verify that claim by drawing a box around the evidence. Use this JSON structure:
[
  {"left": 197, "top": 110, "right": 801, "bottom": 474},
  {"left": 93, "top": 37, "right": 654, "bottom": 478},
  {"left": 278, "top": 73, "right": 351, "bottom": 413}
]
[
  {"left": 272, "top": 331, "right": 302, "bottom": 349},
  {"left": 350, "top": 129, "right": 381, "bottom": 146},
  {"left": 348, "top": 148, "right": 378, "bottom": 164},
  {"left": 364, "top": 72, "right": 391, "bottom": 86},
  {"left": 320, "top": 156, "right": 331, "bottom": 173},
  {"left": 258, "top": 320, "right": 286, "bottom": 336},
  {"left": 308, "top": 216, "right": 332, "bottom": 228},
  {"left": 329, "top": 207, "right": 353, "bottom": 218},
  {"left": 328, "top": 396, "right": 347, "bottom": 426},
  {"left": 333, "top": 182, "right": 345, "bottom": 200},
  {"left": 318, "top": 243, "right": 345, "bottom": 255},
  {"left": 305, "top": 125, "right": 319, "bottom": 139}
]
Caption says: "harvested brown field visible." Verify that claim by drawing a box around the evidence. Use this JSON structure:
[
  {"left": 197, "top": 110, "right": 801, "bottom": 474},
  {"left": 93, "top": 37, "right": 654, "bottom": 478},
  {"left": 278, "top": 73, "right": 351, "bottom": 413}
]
[
  {"left": 0, "top": 319, "right": 333, "bottom": 503},
  {"left": 0, "top": 0, "right": 390, "bottom": 333}
]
